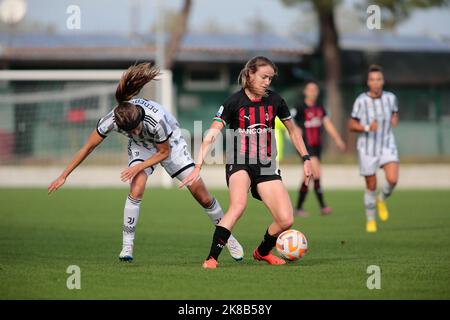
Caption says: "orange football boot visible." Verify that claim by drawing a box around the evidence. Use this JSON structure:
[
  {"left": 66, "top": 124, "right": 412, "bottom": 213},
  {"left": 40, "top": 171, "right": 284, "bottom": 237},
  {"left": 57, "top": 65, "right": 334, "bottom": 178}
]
[
  {"left": 253, "top": 248, "right": 286, "bottom": 265},
  {"left": 202, "top": 257, "right": 219, "bottom": 269}
]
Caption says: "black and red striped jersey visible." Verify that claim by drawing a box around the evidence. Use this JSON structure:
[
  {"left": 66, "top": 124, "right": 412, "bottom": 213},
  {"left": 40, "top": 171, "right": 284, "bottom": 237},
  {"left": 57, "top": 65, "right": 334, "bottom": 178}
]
[
  {"left": 214, "top": 89, "right": 291, "bottom": 165},
  {"left": 293, "top": 102, "right": 327, "bottom": 147}
]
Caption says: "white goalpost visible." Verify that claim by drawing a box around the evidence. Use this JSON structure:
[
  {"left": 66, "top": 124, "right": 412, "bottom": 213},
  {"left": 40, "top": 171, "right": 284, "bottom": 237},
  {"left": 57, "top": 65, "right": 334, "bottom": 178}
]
[{"left": 0, "top": 69, "right": 174, "bottom": 188}]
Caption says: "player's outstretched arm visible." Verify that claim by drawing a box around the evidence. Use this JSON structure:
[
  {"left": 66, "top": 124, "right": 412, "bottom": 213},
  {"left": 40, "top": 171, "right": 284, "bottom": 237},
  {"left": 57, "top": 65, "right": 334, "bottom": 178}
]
[
  {"left": 179, "top": 120, "right": 224, "bottom": 188},
  {"left": 282, "top": 118, "right": 313, "bottom": 185},
  {"left": 48, "top": 129, "right": 104, "bottom": 195},
  {"left": 323, "top": 117, "right": 346, "bottom": 152}
]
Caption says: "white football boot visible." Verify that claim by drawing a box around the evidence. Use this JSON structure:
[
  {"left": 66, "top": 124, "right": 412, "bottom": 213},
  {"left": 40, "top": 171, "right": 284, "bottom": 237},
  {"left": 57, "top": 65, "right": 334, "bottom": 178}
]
[
  {"left": 226, "top": 234, "right": 244, "bottom": 261},
  {"left": 119, "top": 245, "right": 134, "bottom": 262}
]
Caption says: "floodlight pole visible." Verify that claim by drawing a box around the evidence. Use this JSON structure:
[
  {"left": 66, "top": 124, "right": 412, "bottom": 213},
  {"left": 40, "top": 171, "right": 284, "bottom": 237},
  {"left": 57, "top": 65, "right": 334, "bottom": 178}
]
[
  {"left": 155, "top": 0, "right": 166, "bottom": 72},
  {"left": 154, "top": 0, "right": 173, "bottom": 188}
]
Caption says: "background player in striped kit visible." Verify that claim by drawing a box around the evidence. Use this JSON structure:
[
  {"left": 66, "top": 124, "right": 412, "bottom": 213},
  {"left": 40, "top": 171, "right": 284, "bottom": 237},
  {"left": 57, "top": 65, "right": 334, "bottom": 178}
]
[
  {"left": 48, "top": 63, "right": 243, "bottom": 261},
  {"left": 180, "top": 56, "right": 312, "bottom": 269},
  {"left": 348, "top": 65, "right": 400, "bottom": 232},
  {"left": 292, "top": 81, "right": 346, "bottom": 217}
]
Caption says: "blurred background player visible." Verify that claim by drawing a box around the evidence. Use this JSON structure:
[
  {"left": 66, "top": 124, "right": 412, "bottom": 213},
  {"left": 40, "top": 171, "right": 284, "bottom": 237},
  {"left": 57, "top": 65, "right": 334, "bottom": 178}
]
[
  {"left": 181, "top": 56, "right": 312, "bottom": 269},
  {"left": 48, "top": 63, "right": 243, "bottom": 261},
  {"left": 274, "top": 116, "right": 287, "bottom": 167},
  {"left": 292, "top": 81, "right": 346, "bottom": 217},
  {"left": 348, "top": 64, "right": 400, "bottom": 232}
]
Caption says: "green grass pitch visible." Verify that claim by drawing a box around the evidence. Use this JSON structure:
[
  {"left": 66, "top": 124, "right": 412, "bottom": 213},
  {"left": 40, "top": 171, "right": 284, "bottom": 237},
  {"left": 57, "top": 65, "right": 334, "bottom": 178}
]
[{"left": 1, "top": 188, "right": 449, "bottom": 299}]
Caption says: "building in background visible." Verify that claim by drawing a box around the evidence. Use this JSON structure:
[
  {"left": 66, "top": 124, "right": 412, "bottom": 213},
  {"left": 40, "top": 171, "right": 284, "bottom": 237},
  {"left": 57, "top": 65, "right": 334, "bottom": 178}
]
[{"left": 0, "top": 31, "right": 449, "bottom": 164}]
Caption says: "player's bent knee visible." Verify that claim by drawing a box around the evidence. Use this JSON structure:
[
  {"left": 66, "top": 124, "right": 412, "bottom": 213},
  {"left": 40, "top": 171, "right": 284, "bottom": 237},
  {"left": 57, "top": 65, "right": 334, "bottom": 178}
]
[
  {"left": 130, "top": 189, "right": 144, "bottom": 200},
  {"left": 387, "top": 178, "right": 398, "bottom": 186},
  {"left": 278, "top": 216, "right": 294, "bottom": 231},
  {"left": 130, "top": 176, "right": 146, "bottom": 199},
  {"left": 366, "top": 182, "right": 377, "bottom": 191}
]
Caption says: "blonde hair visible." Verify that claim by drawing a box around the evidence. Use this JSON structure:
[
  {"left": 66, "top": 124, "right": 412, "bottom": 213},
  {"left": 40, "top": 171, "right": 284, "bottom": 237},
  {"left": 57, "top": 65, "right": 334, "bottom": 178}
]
[{"left": 238, "top": 56, "right": 278, "bottom": 90}]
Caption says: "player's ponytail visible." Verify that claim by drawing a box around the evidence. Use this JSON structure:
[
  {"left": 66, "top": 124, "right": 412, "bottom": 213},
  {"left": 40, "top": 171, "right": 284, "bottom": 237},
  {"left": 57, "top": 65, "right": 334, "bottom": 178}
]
[
  {"left": 238, "top": 56, "right": 278, "bottom": 90},
  {"left": 115, "top": 62, "right": 160, "bottom": 103},
  {"left": 113, "top": 63, "right": 160, "bottom": 131}
]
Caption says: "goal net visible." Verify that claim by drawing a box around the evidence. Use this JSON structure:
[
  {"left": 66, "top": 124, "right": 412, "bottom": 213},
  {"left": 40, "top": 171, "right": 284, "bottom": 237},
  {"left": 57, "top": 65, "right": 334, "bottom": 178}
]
[{"left": 0, "top": 70, "right": 173, "bottom": 166}]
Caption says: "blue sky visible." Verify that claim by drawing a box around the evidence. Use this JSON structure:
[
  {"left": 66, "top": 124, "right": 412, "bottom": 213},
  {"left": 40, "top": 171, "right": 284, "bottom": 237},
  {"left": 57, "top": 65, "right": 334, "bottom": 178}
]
[{"left": 18, "top": 0, "right": 450, "bottom": 37}]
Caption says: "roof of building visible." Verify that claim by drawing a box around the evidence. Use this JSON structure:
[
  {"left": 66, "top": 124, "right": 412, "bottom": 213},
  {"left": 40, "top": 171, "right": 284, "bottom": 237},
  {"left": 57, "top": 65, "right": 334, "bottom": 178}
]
[
  {"left": 340, "top": 33, "right": 450, "bottom": 52},
  {"left": 0, "top": 31, "right": 449, "bottom": 64},
  {"left": 0, "top": 32, "right": 309, "bottom": 63}
]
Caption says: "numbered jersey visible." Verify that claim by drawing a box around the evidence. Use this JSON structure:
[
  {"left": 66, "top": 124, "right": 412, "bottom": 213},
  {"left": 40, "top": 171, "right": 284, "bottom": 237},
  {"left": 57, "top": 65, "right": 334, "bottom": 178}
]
[
  {"left": 351, "top": 91, "right": 398, "bottom": 157},
  {"left": 96, "top": 98, "right": 178, "bottom": 149}
]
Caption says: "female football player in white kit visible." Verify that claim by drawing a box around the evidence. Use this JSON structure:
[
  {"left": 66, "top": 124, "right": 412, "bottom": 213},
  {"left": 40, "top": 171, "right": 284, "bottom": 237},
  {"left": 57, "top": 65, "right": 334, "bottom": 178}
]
[
  {"left": 348, "top": 64, "right": 400, "bottom": 233},
  {"left": 48, "top": 63, "right": 243, "bottom": 261}
]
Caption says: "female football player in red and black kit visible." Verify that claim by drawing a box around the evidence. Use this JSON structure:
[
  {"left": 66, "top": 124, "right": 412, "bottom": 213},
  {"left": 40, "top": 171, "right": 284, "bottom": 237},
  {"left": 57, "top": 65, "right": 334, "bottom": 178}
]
[
  {"left": 293, "top": 81, "right": 346, "bottom": 217},
  {"left": 181, "top": 56, "right": 312, "bottom": 268}
]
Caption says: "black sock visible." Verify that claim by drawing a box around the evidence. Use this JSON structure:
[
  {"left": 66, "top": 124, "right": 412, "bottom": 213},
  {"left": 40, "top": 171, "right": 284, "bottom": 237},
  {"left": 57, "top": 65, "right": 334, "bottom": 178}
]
[
  {"left": 257, "top": 229, "right": 278, "bottom": 256},
  {"left": 296, "top": 182, "right": 309, "bottom": 209},
  {"left": 314, "top": 179, "right": 326, "bottom": 208},
  {"left": 206, "top": 225, "right": 231, "bottom": 261}
]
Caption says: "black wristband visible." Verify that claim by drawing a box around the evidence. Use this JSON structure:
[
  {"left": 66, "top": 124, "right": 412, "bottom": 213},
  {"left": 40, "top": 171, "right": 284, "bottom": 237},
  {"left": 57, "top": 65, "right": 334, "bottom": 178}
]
[{"left": 302, "top": 155, "right": 311, "bottom": 162}]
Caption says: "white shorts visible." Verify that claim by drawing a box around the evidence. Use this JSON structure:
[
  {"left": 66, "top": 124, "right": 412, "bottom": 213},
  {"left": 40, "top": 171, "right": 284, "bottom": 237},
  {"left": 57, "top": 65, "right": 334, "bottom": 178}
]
[
  {"left": 358, "top": 146, "right": 399, "bottom": 176},
  {"left": 127, "top": 132, "right": 195, "bottom": 182}
]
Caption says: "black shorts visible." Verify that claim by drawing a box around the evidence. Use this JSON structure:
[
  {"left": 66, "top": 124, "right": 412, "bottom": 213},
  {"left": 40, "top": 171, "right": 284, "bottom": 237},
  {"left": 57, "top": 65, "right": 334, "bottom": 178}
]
[
  {"left": 306, "top": 145, "right": 322, "bottom": 159},
  {"left": 225, "top": 164, "right": 282, "bottom": 201}
]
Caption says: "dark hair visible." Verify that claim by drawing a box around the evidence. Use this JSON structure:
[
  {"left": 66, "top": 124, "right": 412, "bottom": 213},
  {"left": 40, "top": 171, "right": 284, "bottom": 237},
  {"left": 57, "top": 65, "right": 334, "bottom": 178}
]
[
  {"left": 238, "top": 56, "right": 278, "bottom": 90},
  {"left": 114, "top": 63, "right": 160, "bottom": 131},
  {"left": 368, "top": 64, "right": 383, "bottom": 74},
  {"left": 114, "top": 102, "right": 145, "bottom": 131}
]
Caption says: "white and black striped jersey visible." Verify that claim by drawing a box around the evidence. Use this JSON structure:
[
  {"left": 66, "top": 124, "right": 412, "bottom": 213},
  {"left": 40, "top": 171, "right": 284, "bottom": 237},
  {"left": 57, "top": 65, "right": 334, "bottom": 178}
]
[
  {"left": 351, "top": 91, "right": 398, "bottom": 157},
  {"left": 96, "top": 98, "right": 177, "bottom": 149}
]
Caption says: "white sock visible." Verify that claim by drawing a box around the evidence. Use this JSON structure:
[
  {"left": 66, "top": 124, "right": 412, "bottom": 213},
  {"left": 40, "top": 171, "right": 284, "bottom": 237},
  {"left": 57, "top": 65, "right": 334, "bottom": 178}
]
[
  {"left": 123, "top": 195, "right": 141, "bottom": 246},
  {"left": 380, "top": 183, "right": 395, "bottom": 201},
  {"left": 204, "top": 198, "right": 237, "bottom": 243},
  {"left": 204, "top": 197, "right": 224, "bottom": 225},
  {"left": 364, "top": 190, "right": 376, "bottom": 221}
]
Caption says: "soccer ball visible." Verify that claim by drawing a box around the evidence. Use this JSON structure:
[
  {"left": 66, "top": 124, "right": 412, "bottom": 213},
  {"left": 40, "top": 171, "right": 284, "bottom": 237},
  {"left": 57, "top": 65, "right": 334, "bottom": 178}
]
[{"left": 276, "top": 229, "right": 308, "bottom": 261}]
